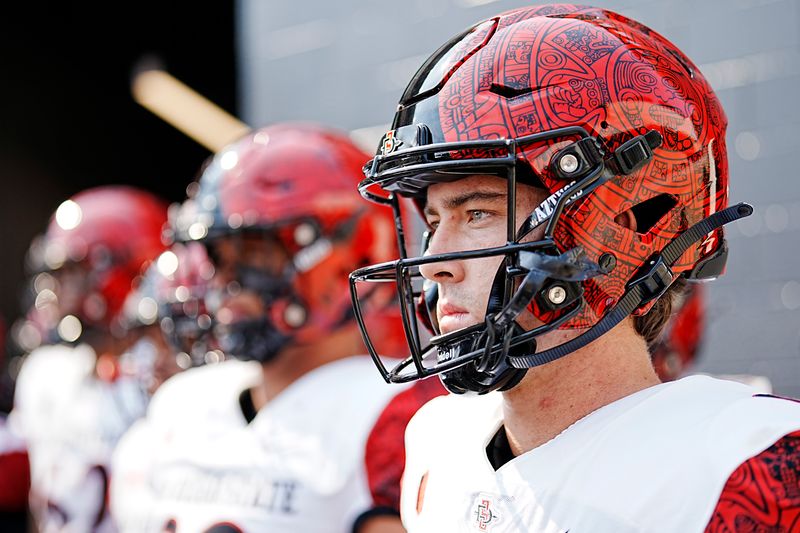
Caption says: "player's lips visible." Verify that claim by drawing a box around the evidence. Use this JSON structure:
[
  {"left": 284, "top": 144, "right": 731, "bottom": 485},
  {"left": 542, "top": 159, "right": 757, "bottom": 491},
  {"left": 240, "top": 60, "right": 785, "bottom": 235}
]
[{"left": 437, "top": 302, "right": 474, "bottom": 334}]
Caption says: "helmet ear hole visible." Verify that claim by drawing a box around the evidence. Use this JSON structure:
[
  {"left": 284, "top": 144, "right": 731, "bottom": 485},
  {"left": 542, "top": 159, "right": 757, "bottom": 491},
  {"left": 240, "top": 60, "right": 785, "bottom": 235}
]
[{"left": 626, "top": 194, "right": 678, "bottom": 235}]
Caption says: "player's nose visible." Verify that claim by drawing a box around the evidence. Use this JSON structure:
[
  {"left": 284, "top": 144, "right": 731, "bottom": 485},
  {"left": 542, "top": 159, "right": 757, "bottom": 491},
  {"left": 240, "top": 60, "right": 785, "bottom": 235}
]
[{"left": 418, "top": 226, "right": 466, "bottom": 284}]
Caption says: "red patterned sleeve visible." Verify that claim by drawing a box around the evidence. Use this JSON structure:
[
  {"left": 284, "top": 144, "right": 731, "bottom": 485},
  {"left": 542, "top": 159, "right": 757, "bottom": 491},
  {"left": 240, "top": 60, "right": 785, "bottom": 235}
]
[
  {"left": 361, "top": 377, "right": 446, "bottom": 515},
  {"left": 705, "top": 430, "right": 800, "bottom": 532}
]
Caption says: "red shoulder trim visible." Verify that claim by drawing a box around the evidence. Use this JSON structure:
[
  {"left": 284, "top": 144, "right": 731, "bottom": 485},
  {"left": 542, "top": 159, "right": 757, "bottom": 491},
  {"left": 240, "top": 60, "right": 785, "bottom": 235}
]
[
  {"left": 705, "top": 430, "right": 800, "bottom": 532},
  {"left": 364, "top": 377, "right": 447, "bottom": 511}
]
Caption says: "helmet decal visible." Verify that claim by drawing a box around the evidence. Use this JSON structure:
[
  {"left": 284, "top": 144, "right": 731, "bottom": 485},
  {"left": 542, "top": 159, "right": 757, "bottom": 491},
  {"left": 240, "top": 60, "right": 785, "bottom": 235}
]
[{"left": 381, "top": 130, "right": 403, "bottom": 156}]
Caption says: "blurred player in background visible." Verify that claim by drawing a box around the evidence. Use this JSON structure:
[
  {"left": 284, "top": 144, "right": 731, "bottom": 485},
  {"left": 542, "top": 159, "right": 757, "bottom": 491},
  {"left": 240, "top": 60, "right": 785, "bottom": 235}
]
[
  {"left": 110, "top": 240, "right": 223, "bottom": 527},
  {"left": 117, "top": 241, "right": 218, "bottom": 396},
  {"left": 9, "top": 186, "right": 168, "bottom": 532},
  {"left": 109, "top": 123, "right": 444, "bottom": 533},
  {"left": 349, "top": 4, "right": 800, "bottom": 531}
]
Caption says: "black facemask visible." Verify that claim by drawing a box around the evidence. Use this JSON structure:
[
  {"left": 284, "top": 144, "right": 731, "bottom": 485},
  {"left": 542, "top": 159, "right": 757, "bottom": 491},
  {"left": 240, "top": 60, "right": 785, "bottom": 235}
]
[
  {"left": 216, "top": 315, "right": 291, "bottom": 364},
  {"left": 213, "top": 264, "right": 298, "bottom": 363}
]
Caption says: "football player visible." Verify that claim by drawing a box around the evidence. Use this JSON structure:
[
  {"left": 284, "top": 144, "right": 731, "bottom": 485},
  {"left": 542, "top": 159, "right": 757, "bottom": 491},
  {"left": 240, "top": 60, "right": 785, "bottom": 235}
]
[
  {"left": 110, "top": 240, "right": 222, "bottom": 530},
  {"left": 349, "top": 5, "right": 800, "bottom": 531},
  {"left": 110, "top": 123, "right": 444, "bottom": 533},
  {"left": 117, "top": 241, "right": 217, "bottom": 396},
  {"left": 9, "top": 186, "right": 168, "bottom": 532}
]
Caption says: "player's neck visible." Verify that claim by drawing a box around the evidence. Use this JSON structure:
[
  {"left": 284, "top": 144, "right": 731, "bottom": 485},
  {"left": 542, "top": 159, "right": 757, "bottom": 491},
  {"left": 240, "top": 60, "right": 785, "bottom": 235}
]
[
  {"left": 254, "top": 324, "right": 366, "bottom": 406},
  {"left": 501, "top": 320, "right": 660, "bottom": 455}
]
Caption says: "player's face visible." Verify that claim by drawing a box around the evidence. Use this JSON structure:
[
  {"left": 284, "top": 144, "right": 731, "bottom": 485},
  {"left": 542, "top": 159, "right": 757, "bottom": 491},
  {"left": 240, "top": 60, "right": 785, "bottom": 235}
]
[
  {"left": 208, "top": 233, "right": 289, "bottom": 325},
  {"left": 419, "top": 175, "right": 548, "bottom": 335}
]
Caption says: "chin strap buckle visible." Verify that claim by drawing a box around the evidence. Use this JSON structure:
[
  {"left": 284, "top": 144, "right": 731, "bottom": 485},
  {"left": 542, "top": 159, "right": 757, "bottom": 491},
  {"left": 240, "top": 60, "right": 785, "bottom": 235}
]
[{"left": 627, "top": 255, "right": 674, "bottom": 306}]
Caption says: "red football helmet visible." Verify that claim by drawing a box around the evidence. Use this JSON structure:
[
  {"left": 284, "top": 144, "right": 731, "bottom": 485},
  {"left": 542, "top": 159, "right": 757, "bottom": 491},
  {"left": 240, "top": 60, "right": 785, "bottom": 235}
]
[
  {"left": 350, "top": 4, "right": 751, "bottom": 393},
  {"left": 173, "top": 123, "right": 399, "bottom": 362},
  {"left": 26, "top": 186, "right": 168, "bottom": 343}
]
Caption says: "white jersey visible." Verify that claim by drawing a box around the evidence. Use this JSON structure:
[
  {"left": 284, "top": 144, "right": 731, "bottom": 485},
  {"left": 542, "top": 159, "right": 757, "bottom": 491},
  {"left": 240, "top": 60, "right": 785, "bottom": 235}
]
[
  {"left": 401, "top": 375, "right": 800, "bottom": 533},
  {"left": 9, "top": 343, "right": 148, "bottom": 533},
  {"left": 111, "top": 356, "right": 409, "bottom": 533}
]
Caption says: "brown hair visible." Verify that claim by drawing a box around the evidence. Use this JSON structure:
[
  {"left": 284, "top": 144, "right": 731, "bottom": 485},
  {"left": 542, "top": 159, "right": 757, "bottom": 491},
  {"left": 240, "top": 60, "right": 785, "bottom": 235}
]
[{"left": 633, "top": 278, "right": 687, "bottom": 346}]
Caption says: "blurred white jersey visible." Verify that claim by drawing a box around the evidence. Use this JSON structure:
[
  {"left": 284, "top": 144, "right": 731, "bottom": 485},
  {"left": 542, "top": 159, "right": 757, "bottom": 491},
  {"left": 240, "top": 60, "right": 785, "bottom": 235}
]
[
  {"left": 111, "top": 356, "right": 408, "bottom": 533},
  {"left": 10, "top": 343, "right": 148, "bottom": 533},
  {"left": 401, "top": 375, "right": 800, "bottom": 533}
]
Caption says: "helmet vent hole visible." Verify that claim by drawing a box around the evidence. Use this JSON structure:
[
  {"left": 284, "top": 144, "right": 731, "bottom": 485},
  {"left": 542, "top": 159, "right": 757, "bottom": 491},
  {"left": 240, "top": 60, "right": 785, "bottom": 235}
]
[
  {"left": 628, "top": 194, "right": 678, "bottom": 234},
  {"left": 489, "top": 83, "right": 534, "bottom": 99},
  {"left": 600, "top": 121, "right": 609, "bottom": 130}
]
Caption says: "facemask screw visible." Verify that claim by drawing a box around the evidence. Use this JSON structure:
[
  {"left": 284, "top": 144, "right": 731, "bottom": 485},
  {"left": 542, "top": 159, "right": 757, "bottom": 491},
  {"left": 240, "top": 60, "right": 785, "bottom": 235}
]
[
  {"left": 284, "top": 303, "right": 307, "bottom": 328},
  {"left": 598, "top": 252, "right": 617, "bottom": 274},
  {"left": 547, "top": 285, "right": 567, "bottom": 305},
  {"left": 294, "top": 223, "right": 316, "bottom": 247},
  {"left": 559, "top": 153, "right": 579, "bottom": 174}
]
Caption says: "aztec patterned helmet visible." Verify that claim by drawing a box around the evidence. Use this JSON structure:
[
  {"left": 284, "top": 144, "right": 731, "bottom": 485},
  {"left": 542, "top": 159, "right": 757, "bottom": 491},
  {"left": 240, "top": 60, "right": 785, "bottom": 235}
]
[{"left": 349, "top": 4, "right": 751, "bottom": 393}]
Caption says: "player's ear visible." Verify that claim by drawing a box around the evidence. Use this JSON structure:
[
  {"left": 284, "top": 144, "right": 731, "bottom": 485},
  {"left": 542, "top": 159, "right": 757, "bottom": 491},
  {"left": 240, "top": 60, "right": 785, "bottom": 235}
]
[{"left": 614, "top": 209, "right": 637, "bottom": 232}]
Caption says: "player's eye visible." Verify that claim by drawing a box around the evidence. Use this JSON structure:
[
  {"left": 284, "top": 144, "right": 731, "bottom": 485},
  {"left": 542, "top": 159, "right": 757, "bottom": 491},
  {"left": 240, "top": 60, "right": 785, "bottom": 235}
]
[{"left": 467, "top": 210, "right": 492, "bottom": 223}]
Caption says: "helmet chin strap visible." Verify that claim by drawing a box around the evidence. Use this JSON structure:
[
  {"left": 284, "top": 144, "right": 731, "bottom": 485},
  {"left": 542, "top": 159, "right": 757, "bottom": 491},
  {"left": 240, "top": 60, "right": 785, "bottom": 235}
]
[
  {"left": 439, "top": 323, "right": 531, "bottom": 394},
  {"left": 435, "top": 265, "right": 531, "bottom": 394},
  {"left": 507, "top": 203, "right": 753, "bottom": 369}
]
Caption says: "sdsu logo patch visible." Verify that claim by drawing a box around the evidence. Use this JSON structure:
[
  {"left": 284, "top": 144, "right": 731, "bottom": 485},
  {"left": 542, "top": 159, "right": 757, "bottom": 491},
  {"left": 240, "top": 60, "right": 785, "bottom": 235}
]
[
  {"left": 469, "top": 492, "right": 571, "bottom": 532},
  {"left": 471, "top": 494, "right": 502, "bottom": 531},
  {"left": 475, "top": 498, "right": 497, "bottom": 530},
  {"left": 380, "top": 130, "right": 403, "bottom": 155}
]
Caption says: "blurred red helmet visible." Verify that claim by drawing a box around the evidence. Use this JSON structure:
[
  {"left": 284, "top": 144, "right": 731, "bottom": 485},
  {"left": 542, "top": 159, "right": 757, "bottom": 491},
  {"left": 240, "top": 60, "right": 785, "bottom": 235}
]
[
  {"left": 173, "top": 123, "right": 399, "bottom": 362},
  {"left": 27, "top": 186, "right": 168, "bottom": 341}
]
